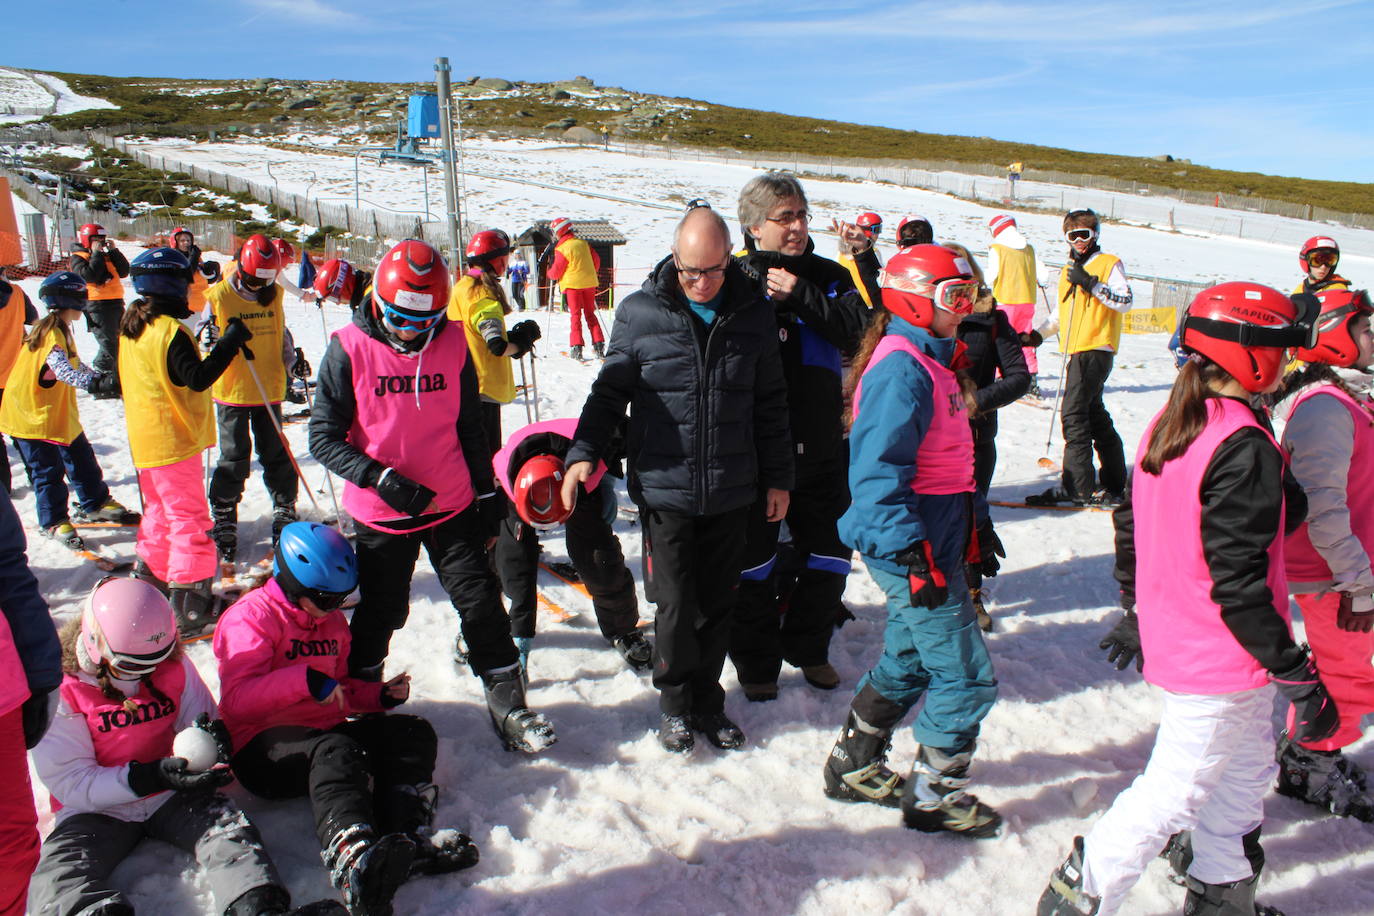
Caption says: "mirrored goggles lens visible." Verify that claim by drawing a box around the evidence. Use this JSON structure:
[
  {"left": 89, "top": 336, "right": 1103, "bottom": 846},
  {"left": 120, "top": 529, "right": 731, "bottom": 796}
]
[
  {"left": 307, "top": 591, "right": 351, "bottom": 611},
  {"left": 935, "top": 279, "right": 980, "bottom": 316},
  {"left": 1307, "top": 249, "right": 1339, "bottom": 267},
  {"left": 382, "top": 304, "right": 441, "bottom": 331},
  {"left": 107, "top": 645, "right": 174, "bottom": 678},
  {"left": 1065, "top": 228, "right": 1096, "bottom": 243}
]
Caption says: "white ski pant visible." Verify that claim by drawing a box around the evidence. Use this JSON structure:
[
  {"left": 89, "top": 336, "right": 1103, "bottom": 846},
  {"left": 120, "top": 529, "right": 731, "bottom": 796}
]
[{"left": 1081, "top": 685, "right": 1275, "bottom": 915}]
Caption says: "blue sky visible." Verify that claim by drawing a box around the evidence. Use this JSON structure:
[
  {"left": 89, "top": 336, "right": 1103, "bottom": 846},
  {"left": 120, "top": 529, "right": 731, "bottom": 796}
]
[{"left": 6, "top": 0, "right": 1372, "bottom": 183}]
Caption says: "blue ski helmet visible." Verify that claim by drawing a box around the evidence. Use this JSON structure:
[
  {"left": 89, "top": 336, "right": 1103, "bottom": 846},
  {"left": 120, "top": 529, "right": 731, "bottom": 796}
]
[
  {"left": 39, "top": 271, "right": 89, "bottom": 312},
  {"left": 129, "top": 247, "right": 190, "bottom": 300},
  {"left": 273, "top": 522, "right": 358, "bottom": 609}
]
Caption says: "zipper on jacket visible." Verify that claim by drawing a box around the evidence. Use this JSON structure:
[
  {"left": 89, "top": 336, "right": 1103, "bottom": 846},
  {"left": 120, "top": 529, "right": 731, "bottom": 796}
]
[{"left": 696, "top": 310, "right": 735, "bottom": 513}]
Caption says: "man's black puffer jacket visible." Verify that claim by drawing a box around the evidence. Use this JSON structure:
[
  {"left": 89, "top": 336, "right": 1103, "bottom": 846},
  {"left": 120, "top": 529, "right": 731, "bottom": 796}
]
[
  {"left": 567, "top": 255, "right": 793, "bottom": 516},
  {"left": 957, "top": 305, "right": 1031, "bottom": 444},
  {"left": 736, "top": 238, "right": 875, "bottom": 473}
]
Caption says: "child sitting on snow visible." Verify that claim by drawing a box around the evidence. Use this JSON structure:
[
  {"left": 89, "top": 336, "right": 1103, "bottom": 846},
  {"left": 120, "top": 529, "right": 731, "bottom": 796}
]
[{"left": 213, "top": 521, "right": 477, "bottom": 916}]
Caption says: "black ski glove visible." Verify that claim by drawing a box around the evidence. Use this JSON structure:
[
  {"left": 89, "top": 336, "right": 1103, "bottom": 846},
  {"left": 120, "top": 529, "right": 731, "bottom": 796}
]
[
  {"left": 375, "top": 467, "right": 436, "bottom": 517},
  {"left": 1018, "top": 329, "right": 1044, "bottom": 348},
  {"left": 200, "top": 260, "right": 222, "bottom": 283},
  {"left": 1066, "top": 262, "right": 1097, "bottom": 296},
  {"left": 896, "top": 541, "right": 947, "bottom": 609},
  {"left": 1099, "top": 610, "right": 1143, "bottom": 672},
  {"left": 291, "top": 347, "right": 312, "bottom": 380},
  {"left": 127, "top": 756, "right": 233, "bottom": 797},
  {"left": 192, "top": 713, "right": 234, "bottom": 764},
  {"left": 220, "top": 316, "right": 254, "bottom": 360},
  {"left": 21, "top": 688, "right": 57, "bottom": 749},
  {"left": 973, "top": 518, "right": 1006, "bottom": 578},
  {"left": 509, "top": 319, "right": 541, "bottom": 344},
  {"left": 477, "top": 491, "right": 506, "bottom": 539},
  {"left": 89, "top": 372, "right": 121, "bottom": 399},
  {"left": 1271, "top": 651, "right": 1340, "bottom": 745}
]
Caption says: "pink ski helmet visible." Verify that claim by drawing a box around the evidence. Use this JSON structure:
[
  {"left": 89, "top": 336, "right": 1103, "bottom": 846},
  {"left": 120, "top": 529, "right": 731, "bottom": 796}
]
[{"left": 79, "top": 578, "right": 178, "bottom": 677}]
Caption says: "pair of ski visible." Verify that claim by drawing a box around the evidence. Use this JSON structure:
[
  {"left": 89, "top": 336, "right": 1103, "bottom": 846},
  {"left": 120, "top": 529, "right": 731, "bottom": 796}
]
[
  {"left": 989, "top": 499, "right": 1113, "bottom": 515},
  {"left": 62, "top": 519, "right": 140, "bottom": 572}
]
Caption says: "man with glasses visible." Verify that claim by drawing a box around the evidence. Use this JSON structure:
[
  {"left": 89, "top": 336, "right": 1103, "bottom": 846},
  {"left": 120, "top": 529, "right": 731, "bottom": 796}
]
[
  {"left": 204, "top": 235, "right": 298, "bottom": 565},
  {"left": 730, "top": 172, "right": 878, "bottom": 704},
  {"left": 1295, "top": 236, "right": 1349, "bottom": 296},
  {"left": 1029, "top": 208, "right": 1134, "bottom": 508},
  {"left": 562, "top": 204, "right": 792, "bottom": 754}
]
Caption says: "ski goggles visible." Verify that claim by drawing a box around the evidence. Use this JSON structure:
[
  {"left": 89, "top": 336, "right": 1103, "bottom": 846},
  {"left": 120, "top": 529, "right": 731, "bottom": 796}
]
[
  {"left": 1184, "top": 293, "right": 1322, "bottom": 352},
  {"left": 1306, "top": 249, "right": 1339, "bottom": 268},
  {"left": 305, "top": 589, "right": 352, "bottom": 612},
  {"left": 380, "top": 302, "right": 443, "bottom": 332},
  {"left": 1065, "top": 228, "right": 1097, "bottom": 243},
  {"left": 882, "top": 272, "right": 981, "bottom": 316}
]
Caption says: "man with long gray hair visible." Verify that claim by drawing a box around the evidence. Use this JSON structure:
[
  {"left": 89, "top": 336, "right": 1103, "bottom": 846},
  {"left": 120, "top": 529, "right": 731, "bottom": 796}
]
[{"left": 563, "top": 203, "right": 792, "bottom": 753}]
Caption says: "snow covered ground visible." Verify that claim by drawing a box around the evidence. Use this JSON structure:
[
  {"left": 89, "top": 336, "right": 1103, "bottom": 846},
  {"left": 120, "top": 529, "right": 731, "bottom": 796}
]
[
  {"left": 0, "top": 67, "right": 116, "bottom": 123},
  {"left": 12, "top": 137, "right": 1374, "bottom": 915}
]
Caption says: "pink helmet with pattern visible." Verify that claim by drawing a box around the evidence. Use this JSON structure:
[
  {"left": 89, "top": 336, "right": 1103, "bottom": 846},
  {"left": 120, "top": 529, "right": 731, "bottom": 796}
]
[{"left": 79, "top": 578, "right": 177, "bottom": 677}]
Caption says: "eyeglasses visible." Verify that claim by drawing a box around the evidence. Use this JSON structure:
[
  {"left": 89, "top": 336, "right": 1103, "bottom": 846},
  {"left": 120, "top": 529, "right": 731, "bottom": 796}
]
[
  {"left": 765, "top": 210, "right": 811, "bottom": 227},
  {"left": 685, "top": 199, "right": 712, "bottom": 211},
  {"left": 674, "top": 257, "right": 730, "bottom": 282},
  {"left": 1306, "top": 249, "right": 1339, "bottom": 268},
  {"left": 1065, "top": 228, "right": 1097, "bottom": 243},
  {"left": 382, "top": 303, "right": 442, "bottom": 331}
]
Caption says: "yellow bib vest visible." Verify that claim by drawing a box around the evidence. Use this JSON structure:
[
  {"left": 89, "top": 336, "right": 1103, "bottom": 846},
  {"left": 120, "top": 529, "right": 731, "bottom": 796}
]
[
  {"left": 556, "top": 237, "right": 599, "bottom": 290},
  {"left": 118, "top": 314, "right": 215, "bottom": 468},
  {"left": 991, "top": 243, "right": 1038, "bottom": 305},
  {"left": 0, "top": 283, "right": 25, "bottom": 388},
  {"left": 1057, "top": 253, "right": 1123, "bottom": 354},
  {"left": 448, "top": 275, "right": 515, "bottom": 403},
  {"left": 71, "top": 250, "right": 126, "bottom": 301},
  {"left": 207, "top": 282, "right": 286, "bottom": 406},
  {"left": 839, "top": 252, "right": 874, "bottom": 308},
  {"left": 0, "top": 327, "right": 83, "bottom": 444}
]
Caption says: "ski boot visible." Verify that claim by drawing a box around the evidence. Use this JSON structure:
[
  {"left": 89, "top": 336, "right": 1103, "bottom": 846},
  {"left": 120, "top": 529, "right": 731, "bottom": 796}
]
[
  {"left": 225, "top": 885, "right": 349, "bottom": 916},
  {"left": 971, "top": 587, "right": 994, "bottom": 633},
  {"left": 1027, "top": 376, "right": 1042, "bottom": 399},
  {"left": 592, "top": 340, "right": 605, "bottom": 359},
  {"left": 322, "top": 824, "right": 415, "bottom": 916},
  {"left": 210, "top": 499, "right": 238, "bottom": 565},
  {"left": 690, "top": 710, "right": 745, "bottom": 750},
  {"left": 42, "top": 521, "right": 86, "bottom": 551},
  {"left": 515, "top": 636, "right": 533, "bottom": 676},
  {"left": 802, "top": 663, "right": 840, "bottom": 690},
  {"left": 381, "top": 783, "right": 480, "bottom": 877},
  {"left": 169, "top": 578, "right": 223, "bottom": 637},
  {"left": 481, "top": 665, "right": 557, "bottom": 753},
  {"left": 901, "top": 742, "right": 1002, "bottom": 837},
  {"left": 132, "top": 559, "right": 170, "bottom": 596},
  {"left": 72, "top": 498, "right": 141, "bottom": 525},
  {"left": 1162, "top": 830, "right": 1194, "bottom": 885},
  {"left": 1038, "top": 836, "right": 1100, "bottom": 915},
  {"left": 1276, "top": 731, "right": 1374, "bottom": 821},
  {"left": 452, "top": 633, "right": 469, "bottom": 668},
  {"left": 1184, "top": 872, "right": 1285, "bottom": 916},
  {"left": 659, "top": 714, "right": 694, "bottom": 753},
  {"left": 1026, "top": 486, "right": 1086, "bottom": 508},
  {"left": 823, "top": 710, "right": 905, "bottom": 807},
  {"left": 610, "top": 630, "right": 653, "bottom": 672},
  {"left": 568, "top": 345, "right": 583, "bottom": 361},
  {"left": 272, "top": 504, "right": 299, "bottom": 548}
]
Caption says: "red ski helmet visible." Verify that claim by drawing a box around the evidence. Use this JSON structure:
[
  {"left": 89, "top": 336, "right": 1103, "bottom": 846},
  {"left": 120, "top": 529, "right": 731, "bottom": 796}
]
[
  {"left": 314, "top": 258, "right": 357, "bottom": 304},
  {"left": 1180, "top": 282, "right": 1319, "bottom": 393},
  {"left": 77, "top": 223, "right": 106, "bottom": 248},
  {"left": 1293, "top": 288, "right": 1373, "bottom": 368},
  {"left": 170, "top": 226, "right": 193, "bottom": 246},
  {"left": 372, "top": 239, "right": 450, "bottom": 325},
  {"left": 272, "top": 238, "right": 296, "bottom": 265},
  {"left": 550, "top": 217, "right": 574, "bottom": 239},
  {"left": 879, "top": 244, "right": 978, "bottom": 328},
  {"left": 79, "top": 577, "right": 177, "bottom": 678},
  {"left": 1299, "top": 235, "right": 1339, "bottom": 273},
  {"left": 512, "top": 454, "right": 574, "bottom": 530},
  {"left": 465, "top": 229, "right": 511, "bottom": 265},
  {"left": 237, "top": 234, "right": 285, "bottom": 282},
  {"left": 856, "top": 212, "right": 882, "bottom": 237}
]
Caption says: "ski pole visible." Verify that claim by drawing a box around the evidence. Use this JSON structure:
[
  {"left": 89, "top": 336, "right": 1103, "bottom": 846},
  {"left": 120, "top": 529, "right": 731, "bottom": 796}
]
[
  {"left": 309, "top": 302, "right": 345, "bottom": 523},
  {"left": 528, "top": 345, "right": 541, "bottom": 422},
  {"left": 241, "top": 354, "right": 324, "bottom": 515},
  {"left": 517, "top": 354, "right": 533, "bottom": 424},
  {"left": 1038, "top": 280, "right": 1074, "bottom": 470}
]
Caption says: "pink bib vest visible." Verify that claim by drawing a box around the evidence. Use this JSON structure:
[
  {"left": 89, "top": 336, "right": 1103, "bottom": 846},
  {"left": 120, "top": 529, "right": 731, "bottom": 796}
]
[
  {"left": 1284, "top": 384, "right": 1374, "bottom": 584},
  {"left": 852, "top": 334, "right": 974, "bottom": 495},
  {"left": 493, "top": 418, "right": 606, "bottom": 498},
  {"left": 1134, "top": 398, "right": 1289, "bottom": 694},
  {"left": 0, "top": 610, "right": 27, "bottom": 718},
  {"left": 336, "top": 323, "right": 475, "bottom": 529},
  {"left": 51, "top": 660, "right": 186, "bottom": 810}
]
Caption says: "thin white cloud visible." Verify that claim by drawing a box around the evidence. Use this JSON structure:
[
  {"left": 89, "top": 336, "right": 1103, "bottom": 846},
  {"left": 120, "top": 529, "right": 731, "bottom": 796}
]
[{"left": 243, "top": 0, "right": 367, "bottom": 27}]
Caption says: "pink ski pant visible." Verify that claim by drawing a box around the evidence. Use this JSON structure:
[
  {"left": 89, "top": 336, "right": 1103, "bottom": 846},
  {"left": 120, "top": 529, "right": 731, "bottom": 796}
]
[
  {"left": 1292, "top": 591, "right": 1374, "bottom": 751},
  {"left": 999, "top": 302, "right": 1038, "bottom": 373},
  {"left": 136, "top": 454, "right": 218, "bottom": 583}
]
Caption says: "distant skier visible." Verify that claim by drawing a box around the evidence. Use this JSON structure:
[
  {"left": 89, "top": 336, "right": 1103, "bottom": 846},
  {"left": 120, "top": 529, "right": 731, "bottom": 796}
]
[
  {"left": 985, "top": 214, "right": 1047, "bottom": 395},
  {"left": 0, "top": 272, "right": 134, "bottom": 552},
  {"left": 28, "top": 577, "right": 325, "bottom": 916},
  {"left": 822, "top": 244, "right": 1001, "bottom": 838},
  {"left": 1272, "top": 288, "right": 1374, "bottom": 822},
  {"left": 215, "top": 522, "right": 477, "bottom": 914},
  {"left": 170, "top": 226, "right": 221, "bottom": 319},
  {"left": 547, "top": 217, "right": 605, "bottom": 360},
  {"left": 68, "top": 223, "right": 129, "bottom": 382},
  {"left": 1040, "top": 282, "right": 1330, "bottom": 916},
  {"left": 447, "top": 229, "right": 541, "bottom": 452},
  {"left": 117, "top": 247, "right": 254, "bottom": 633},
  {"left": 312, "top": 257, "right": 374, "bottom": 313},
  {"left": 307, "top": 239, "right": 556, "bottom": 754},
  {"left": 1294, "top": 235, "right": 1349, "bottom": 296},
  {"left": 840, "top": 211, "right": 884, "bottom": 305},
  {"left": 492, "top": 417, "right": 651, "bottom": 674},
  {"left": 507, "top": 254, "right": 530, "bottom": 310},
  {"left": 895, "top": 214, "right": 934, "bottom": 249}
]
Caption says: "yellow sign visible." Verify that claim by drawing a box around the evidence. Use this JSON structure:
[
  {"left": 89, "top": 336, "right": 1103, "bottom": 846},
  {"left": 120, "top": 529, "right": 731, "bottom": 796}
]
[{"left": 1123, "top": 306, "right": 1177, "bottom": 335}]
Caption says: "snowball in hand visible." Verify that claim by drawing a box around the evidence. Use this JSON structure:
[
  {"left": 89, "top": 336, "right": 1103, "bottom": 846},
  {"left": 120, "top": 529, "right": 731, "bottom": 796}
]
[{"left": 172, "top": 726, "right": 220, "bottom": 772}]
